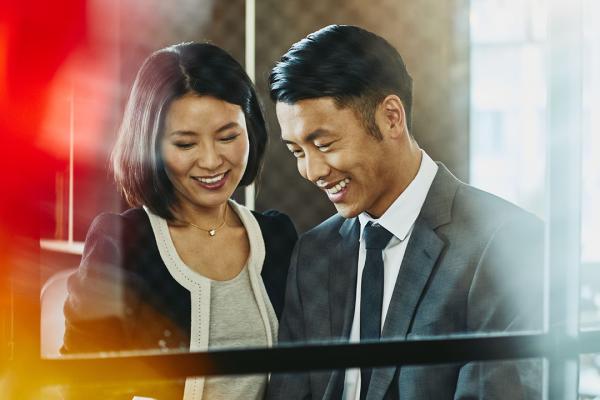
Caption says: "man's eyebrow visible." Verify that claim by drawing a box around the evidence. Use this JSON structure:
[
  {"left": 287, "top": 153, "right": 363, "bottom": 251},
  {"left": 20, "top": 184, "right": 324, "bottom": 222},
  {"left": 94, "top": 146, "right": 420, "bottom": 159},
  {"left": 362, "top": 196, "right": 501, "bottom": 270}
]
[{"left": 282, "top": 129, "right": 329, "bottom": 145}]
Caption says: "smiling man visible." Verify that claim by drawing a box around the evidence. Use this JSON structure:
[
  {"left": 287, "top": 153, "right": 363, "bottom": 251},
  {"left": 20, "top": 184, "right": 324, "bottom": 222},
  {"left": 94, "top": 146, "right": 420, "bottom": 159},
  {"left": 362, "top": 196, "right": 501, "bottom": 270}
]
[{"left": 266, "top": 25, "right": 543, "bottom": 400}]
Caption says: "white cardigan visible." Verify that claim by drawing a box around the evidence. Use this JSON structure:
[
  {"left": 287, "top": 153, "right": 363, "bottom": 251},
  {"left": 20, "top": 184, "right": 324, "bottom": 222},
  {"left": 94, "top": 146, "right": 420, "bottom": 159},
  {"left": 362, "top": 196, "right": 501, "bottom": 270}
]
[{"left": 144, "top": 200, "right": 278, "bottom": 400}]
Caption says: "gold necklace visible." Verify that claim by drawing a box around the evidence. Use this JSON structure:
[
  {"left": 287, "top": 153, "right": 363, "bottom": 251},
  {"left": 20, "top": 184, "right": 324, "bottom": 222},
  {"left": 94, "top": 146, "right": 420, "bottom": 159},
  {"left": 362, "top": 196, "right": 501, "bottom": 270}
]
[{"left": 186, "top": 205, "right": 228, "bottom": 237}]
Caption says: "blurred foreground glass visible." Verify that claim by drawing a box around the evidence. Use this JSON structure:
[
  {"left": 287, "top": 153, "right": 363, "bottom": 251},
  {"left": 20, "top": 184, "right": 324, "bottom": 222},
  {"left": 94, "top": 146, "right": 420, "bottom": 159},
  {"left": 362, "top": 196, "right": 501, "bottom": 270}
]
[
  {"left": 269, "top": 358, "right": 545, "bottom": 399},
  {"left": 32, "top": 357, "right": 546, "bottom": 399},
  {"left": 579, "top": 0, "right": 600, "bottom": 330},
  {"left": 580, "top": 354, "right": 600, "bottom": 399},
  {"left": 470, "top": 0, "right": 600, "bottom": 330}
]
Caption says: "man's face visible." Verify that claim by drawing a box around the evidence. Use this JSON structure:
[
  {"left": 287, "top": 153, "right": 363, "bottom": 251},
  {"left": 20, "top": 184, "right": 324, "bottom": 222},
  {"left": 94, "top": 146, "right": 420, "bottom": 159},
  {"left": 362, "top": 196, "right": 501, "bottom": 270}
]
[{"left": 276, "top": 97, "right": 400, "bottom": 218}]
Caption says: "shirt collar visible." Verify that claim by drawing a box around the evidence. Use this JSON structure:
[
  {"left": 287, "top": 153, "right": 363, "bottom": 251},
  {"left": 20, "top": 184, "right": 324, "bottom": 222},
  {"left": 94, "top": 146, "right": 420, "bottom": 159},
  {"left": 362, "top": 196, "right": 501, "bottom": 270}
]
[{"left": 358, "top": 150, "right": 438, "bottom": 242}]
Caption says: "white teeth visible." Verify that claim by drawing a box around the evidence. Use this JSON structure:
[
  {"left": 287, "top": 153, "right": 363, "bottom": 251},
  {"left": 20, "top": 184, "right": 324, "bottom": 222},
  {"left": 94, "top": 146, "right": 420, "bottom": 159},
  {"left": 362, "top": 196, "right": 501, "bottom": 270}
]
[
  {"left": 198, "top": 173, "right": 225, "bottom": 184},
  {"left": 326, "top": 178, "right": 350, "bottom": 195}
]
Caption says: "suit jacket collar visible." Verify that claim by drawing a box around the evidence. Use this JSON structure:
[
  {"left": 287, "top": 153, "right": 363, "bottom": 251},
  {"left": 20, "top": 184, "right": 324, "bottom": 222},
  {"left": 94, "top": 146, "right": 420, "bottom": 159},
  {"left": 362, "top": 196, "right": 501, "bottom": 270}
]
[
  {"left": 320, "top": 218, "right": 360, "bottom": 400},
  {"left": 330, "top": 217, "right": 360, "bottom": 339},
  {"left": 325, "top": 163, "right": 461, "bottom": 400},
  {"left": 366, "top": 163, "right": 460, "bottom": 399},
  {"left": 419, "top": 162, "right": 458, "bottom": 229}
]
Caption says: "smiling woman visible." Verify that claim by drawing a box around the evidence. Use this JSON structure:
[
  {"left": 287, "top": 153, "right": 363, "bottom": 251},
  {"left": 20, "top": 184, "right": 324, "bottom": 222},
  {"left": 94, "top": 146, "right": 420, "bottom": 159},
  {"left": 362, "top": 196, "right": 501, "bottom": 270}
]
[
  {"left": 161, "top": 95, "right": 250, "bottom": 220},
  {"left": 60, "top": 42, "right": 298, "bottom": 400}
]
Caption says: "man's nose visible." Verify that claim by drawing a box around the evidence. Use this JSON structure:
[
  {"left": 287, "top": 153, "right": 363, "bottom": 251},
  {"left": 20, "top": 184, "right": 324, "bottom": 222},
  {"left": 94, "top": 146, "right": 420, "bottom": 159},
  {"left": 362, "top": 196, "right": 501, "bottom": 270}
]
[{"left": 304, "top": 151, "right": 330, "bottom": 183}]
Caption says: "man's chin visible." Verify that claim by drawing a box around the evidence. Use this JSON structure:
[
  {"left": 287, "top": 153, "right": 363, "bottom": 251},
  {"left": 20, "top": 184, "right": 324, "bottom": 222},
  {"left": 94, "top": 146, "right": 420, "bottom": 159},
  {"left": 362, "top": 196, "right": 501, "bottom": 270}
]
[{"left": 333, "top": 203, "right": 361, "bottom": 219}]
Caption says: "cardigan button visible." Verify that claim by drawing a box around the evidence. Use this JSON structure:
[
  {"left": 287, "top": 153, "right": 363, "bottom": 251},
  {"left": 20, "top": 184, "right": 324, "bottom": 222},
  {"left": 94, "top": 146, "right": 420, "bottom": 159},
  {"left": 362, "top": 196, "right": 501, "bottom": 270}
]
[{"left": 163, "top": 329, "right": 171, "bottom": 337}]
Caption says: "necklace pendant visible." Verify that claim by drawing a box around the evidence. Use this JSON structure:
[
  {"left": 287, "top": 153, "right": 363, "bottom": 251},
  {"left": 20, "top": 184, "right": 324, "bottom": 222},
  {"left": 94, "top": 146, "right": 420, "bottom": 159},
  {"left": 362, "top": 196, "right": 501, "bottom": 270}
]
[{"left": 209, "top": 229, "right": 216, "bottom": 237}]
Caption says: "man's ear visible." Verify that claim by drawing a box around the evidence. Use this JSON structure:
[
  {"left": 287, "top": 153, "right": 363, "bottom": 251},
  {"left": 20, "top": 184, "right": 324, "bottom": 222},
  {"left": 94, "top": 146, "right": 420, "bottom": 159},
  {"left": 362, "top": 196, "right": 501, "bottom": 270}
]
[{"left": 377, "top": 95, "right": 407, "bottom": 139}]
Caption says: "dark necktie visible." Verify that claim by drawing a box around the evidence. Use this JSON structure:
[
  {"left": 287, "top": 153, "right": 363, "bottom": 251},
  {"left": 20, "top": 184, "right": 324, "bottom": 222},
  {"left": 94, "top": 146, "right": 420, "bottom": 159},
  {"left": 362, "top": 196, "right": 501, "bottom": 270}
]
[{"left": 360, "top": 222, "right": 394, "bottom": 400}]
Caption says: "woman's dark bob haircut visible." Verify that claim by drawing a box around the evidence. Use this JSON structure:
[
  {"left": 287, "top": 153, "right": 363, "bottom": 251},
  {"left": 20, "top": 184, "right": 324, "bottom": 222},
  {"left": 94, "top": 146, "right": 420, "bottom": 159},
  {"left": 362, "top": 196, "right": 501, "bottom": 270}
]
[{"left": 111, "top": 42, "right": 268, "bottom": 220}]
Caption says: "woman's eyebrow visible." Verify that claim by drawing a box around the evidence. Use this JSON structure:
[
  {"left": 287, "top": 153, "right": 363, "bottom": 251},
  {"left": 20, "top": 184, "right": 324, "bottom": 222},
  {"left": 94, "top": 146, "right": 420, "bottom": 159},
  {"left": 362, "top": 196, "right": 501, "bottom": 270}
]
[
  {"left": 169, "top": 130, "right": 197, "bottom": 137},
  {"left": 169, "top": 122, "right": 240, "bottom": 137},
  {"left": 215, "top": 122, "right": 240, "bottom": 133}
]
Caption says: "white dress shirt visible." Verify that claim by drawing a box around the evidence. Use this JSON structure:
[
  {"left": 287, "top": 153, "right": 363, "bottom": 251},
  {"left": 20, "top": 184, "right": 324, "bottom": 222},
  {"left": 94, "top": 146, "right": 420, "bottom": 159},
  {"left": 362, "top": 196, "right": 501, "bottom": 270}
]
[{"left": 342, "top": 151, "right": 438, "bottom": 400}]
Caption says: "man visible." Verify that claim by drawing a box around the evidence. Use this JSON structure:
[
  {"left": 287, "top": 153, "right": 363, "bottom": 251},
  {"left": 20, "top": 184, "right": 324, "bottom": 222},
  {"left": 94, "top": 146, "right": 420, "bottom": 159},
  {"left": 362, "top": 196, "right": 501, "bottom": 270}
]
[{"left": 267, "top": 25, "right": 543, "bottom": 400}]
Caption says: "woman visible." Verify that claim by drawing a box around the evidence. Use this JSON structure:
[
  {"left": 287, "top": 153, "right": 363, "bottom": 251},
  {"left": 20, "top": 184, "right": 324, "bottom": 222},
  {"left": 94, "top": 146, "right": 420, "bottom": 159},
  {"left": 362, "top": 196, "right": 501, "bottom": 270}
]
[{"left": 62, "top": 42, "right": 297, "bottom": 399}]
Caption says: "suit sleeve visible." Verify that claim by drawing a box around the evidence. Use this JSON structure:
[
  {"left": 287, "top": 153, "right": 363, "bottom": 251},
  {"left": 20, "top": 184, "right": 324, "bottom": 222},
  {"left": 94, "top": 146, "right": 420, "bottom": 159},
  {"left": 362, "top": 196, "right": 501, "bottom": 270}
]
[
  {"left": 61, "top": 214, "right": 134, "bottom": 354},
  {"left": 454, "top": 215, "right": 544, "bottom": 400},
  {"left": 267, "top": 237, "right": 312, "bottom": 400}
]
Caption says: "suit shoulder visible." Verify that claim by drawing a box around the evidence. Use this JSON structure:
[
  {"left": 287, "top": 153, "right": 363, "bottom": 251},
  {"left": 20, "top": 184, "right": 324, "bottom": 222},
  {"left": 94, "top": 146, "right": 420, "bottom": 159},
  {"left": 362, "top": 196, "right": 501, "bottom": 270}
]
[
  {"left": 301, "top": 213, "right": 346, "bottom": 241},
  {"left": 453, "top": 183, "right": 542, "bottom": 231}
]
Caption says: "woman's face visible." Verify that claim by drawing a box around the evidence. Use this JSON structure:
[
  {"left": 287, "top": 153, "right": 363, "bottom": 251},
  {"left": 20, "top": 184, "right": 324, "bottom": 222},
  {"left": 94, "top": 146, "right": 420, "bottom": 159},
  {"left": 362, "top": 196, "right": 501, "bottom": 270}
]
[{"left": 161, "top": 93, "right": 249, "bottom": 213}]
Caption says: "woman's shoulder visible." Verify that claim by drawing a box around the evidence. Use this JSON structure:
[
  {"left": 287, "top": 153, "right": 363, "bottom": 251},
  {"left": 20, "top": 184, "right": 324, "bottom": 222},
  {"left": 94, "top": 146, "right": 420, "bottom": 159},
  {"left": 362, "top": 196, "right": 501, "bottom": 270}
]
[
  {"left": 91, "top": 207, "right": 147, "bottom": 224},
  {"left": 250, "top": 209, "right": 297, "bottom": 241},
  {"left": 249, "top": 209, "right": 297, "bottom": 320},
  {"left": 251, "top": 208, "right": 292, "bottom": 222},
  {"left": 78, "top": 208, "right": 161, "bottom": 279},
  {"left": 86, "top": 207, "right": 152, "bottom": 242}
]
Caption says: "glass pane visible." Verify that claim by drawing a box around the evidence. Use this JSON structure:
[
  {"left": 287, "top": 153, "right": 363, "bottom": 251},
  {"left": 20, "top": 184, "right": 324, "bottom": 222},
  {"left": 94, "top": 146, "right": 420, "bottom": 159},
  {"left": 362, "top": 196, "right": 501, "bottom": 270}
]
[
  {"left": 269, "top": 359, "right": 545, "bottom": 399},
  {"left": 580, "top": 0, "right": 600, "bottom": 330},
  {"left": 470, "top": 0, "right": 546, "bottom": 43},
  {"left": 39, "top": 0, "right": 248, "bottom": 359},
  {"left": 470, "top": 0, "right": 547, "bottom": 218},
  {"left": 470, "top": 44, "right": 547, "bottom": 217},
  {"left": 37, "top": 380, "right": 189, "bottom": 400},
  {"left": 30, "top": 0, "right": 549, "bottom": 363},
  {"left": 0, "top": 0, "right": 564, "bottom": 399},
  {"left": 580, "top": 354, "right": 600, "bottom": 398},
  {"left": 30, "top": 358, "right": 544, "bottom": 399},
  {"left": 34, "top": 0, "right": 549, "bottom": 367},
  {"left": 581, "top": 0, "right": 600, "bottom": 265}
]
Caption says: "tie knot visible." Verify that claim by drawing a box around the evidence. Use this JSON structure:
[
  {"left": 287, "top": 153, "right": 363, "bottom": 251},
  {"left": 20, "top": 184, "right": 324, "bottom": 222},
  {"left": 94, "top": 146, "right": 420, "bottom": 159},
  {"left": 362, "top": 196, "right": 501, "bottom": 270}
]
[{"left": 363, "top": 223, "right": 394, "bottom": 250}]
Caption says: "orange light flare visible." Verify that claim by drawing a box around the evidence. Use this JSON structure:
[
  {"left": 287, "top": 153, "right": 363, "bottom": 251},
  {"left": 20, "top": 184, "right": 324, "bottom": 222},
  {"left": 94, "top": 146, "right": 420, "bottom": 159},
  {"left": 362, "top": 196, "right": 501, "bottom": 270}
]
[
  {"left": 1, "top": 0, "right": 87, "bottom": 397},
  {"left": 1, "top": 0, "right": 188, "bottom": 396},
  {"left": 1, "top": 0, "right": 89, "bottom": 229}
]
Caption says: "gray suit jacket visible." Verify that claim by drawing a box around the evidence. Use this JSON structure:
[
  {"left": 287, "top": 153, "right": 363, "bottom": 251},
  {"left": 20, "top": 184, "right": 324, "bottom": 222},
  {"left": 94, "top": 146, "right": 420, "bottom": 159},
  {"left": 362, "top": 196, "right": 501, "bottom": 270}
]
[{"left": 268, "top": 164, "right": 544, "bottom": 400}]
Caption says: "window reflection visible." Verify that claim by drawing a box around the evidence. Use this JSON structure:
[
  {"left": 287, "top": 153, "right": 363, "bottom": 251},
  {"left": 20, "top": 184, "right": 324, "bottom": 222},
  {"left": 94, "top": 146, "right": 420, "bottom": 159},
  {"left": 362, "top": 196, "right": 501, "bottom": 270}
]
[{"left": 580, "top": 354, "right": 600, "bottom": 399}]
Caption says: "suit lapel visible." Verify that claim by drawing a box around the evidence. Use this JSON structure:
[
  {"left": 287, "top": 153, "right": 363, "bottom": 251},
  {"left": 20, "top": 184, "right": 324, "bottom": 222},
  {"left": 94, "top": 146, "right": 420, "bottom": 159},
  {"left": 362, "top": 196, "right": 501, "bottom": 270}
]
[
  {"left": 366, "top": 218, "right": 445, "bottom": 399},
  {"left": 382, "top": 220, "right": 445, "bottom": 337},
  {"left": 366, "top": 163, "right": 459, "bottom": 400},
  {"left": 330, "top": 217, "right": 360, "bottom": 338},
  {"left": 324, "top": 218, "right": 360, "bottom": 400}
]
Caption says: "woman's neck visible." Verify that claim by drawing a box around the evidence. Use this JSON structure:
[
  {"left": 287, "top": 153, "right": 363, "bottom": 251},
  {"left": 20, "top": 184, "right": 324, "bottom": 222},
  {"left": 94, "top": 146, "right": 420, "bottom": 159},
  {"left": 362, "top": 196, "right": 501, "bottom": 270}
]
[{"left": 174, "top": 201, "right": 229, "bottom": 228}]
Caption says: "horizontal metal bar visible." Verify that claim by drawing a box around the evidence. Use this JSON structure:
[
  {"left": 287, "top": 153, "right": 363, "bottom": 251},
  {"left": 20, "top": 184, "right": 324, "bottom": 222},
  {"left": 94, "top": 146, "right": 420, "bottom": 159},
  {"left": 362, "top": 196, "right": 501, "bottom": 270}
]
[{"left": 12, "top": 330, "right": 599, "bottom": 385}]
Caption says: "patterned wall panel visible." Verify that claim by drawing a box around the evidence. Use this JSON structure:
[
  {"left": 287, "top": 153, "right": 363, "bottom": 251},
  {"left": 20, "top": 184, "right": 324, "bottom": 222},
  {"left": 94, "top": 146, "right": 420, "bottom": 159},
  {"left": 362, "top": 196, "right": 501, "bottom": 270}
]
[
  {"left": 255, "top": 0, "right": 470, "bottom": 233},
  {"left": 117, "top": 0, "right": 245, "bottom": 97}
]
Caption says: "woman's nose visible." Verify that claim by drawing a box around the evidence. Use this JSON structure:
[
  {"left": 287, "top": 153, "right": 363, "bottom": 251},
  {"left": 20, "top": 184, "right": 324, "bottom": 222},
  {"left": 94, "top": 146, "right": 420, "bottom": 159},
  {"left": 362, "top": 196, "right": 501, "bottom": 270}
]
[{"left": 196, "top": 144, "right": 223, "bottom": 171}]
